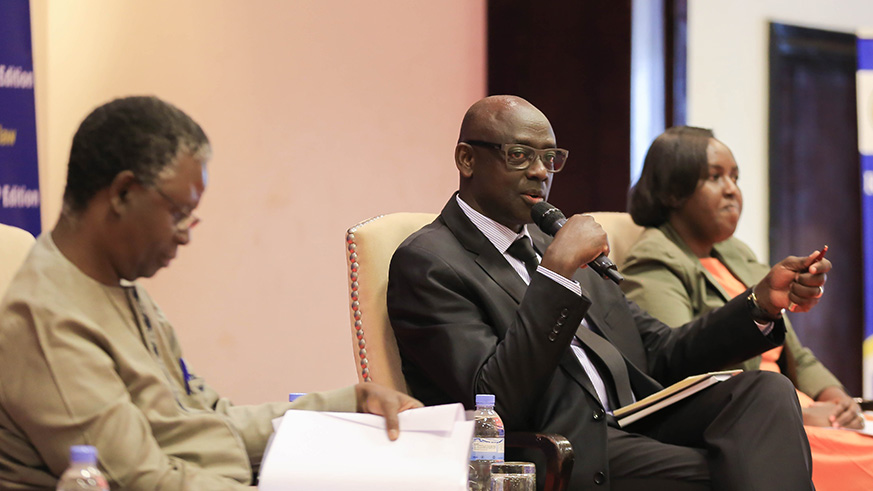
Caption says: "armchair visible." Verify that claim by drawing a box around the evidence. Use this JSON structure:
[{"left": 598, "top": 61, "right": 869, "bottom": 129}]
[
  {"left": 586, "top": 211, "right": 644, "bottom": 269},
  {"left": 344, "top": 213, "right": 574, "bottom": 491}
]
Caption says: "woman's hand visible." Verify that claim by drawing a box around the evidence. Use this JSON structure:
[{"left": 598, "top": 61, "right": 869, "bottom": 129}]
[{"left": 816, "top": 386, "right": 864, "bottom": 429}]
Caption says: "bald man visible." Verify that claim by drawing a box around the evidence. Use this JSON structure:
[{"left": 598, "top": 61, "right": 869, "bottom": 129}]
[{"left": 387, "top": 96, "right": 829, "bottom": 490}]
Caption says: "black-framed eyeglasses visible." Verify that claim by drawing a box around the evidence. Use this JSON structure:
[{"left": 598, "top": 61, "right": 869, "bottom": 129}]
[
  {"left": 137, "top": 178, "right": 200, "bottom": 232},
  {"left": 463, "top": 140, "right": 569, "bottom": 173}
]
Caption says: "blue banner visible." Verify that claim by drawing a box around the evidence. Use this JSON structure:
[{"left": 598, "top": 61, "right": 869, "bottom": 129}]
[
  {"left": 858, "top": 34, "right": 873, "bottom": 398},
  {"left": 0, "top": 0, "right": 40, "bottom": 236}
]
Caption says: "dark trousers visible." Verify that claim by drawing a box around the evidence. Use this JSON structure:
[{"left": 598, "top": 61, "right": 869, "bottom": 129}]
[{"left": 610, "top": 371, "right": 813, "bottom": 491}]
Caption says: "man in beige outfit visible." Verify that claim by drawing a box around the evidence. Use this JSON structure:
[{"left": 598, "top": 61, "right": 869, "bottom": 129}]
[{"left": 0, "top": 96, "right": 420, "bottom": 490}]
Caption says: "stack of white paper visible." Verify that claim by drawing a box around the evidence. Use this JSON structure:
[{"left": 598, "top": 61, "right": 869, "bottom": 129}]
[{"left": 259, "top": 403, "right": 473, "bottom": 490}]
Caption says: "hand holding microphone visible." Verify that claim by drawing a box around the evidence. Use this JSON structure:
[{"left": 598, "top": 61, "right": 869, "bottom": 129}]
[{"left": 531, "top": 201, "right": 624, "bottom": 284}]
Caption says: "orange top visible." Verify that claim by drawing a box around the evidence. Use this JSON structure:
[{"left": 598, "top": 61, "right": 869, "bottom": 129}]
[{"left": 698, "top": 257, "right": 746, "bottom": 298}]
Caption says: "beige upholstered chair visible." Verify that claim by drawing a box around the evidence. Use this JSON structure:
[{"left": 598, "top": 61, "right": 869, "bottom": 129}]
[
  {"left": 345, "top": 212, "right": 575, "bottom": 491},
  {"left": 587, "top": 212, "right": 645, "bottom": 269},
  {"left": 0, "top": 223, "right": 35, "bottom": 299},
  {"left": 345, "top": 213, "right": 437, "bottom": 391}
]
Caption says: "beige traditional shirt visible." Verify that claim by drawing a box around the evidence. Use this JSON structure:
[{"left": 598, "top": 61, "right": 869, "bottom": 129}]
[{"left": 0, "top": 234, "right": 355, "bottom": 490}]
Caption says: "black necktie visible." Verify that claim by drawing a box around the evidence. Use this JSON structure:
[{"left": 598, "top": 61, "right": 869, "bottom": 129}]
[
  {"left": 575, "top": 327, "right": 636, "bottom": 409},
  {"left": 506, "top": 237, "right": 539, "bottom": 278},
  {"left": 508, "top": 235, "right": 634, "bottom": 409}
]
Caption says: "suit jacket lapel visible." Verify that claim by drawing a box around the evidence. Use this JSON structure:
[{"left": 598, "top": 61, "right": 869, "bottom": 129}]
[
  {"left": 660, "top": 223, "right": 764, "bottom": 302},
  {"left": 558, "top": 348, "right": 603, "bottom": 405},
  {"left": 568, "top": 259, "right": 635, "bottom": 355},
  {"left": 531, "top": 229, "right": 641, "bottom": 405},
  {"left": 536, "top": 229, "right": 664, "bottom": 398},
  {"left": 713, "top": 239, "right": 768, "bottom": 289},
  {"left": 659, "top": 223, "right": 735, "bottom": 302},
  {"left": 532, "top": 227, "right": 644, "bottom": 357},
  {"left": 440, "top": 195, "right": 528, "bottom": 303}
]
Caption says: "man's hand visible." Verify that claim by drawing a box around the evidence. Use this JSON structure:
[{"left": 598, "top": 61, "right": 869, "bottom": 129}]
[
  {"left": 354, "top": 382, "right": 423, "bottom": 441},
  {"left": 540, "top": 214, "right": 609, "bottom": 280},
  {"left": 816, "top": 386, "right": 864, "bottom": 429},
  {"left": 753, "top": 249, "right": 831, "bottom": 316}
]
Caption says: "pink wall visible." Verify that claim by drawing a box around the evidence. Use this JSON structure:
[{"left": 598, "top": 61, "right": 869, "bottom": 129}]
[{"left": 30, "top": 0, "right": 486, "bottom": 403}]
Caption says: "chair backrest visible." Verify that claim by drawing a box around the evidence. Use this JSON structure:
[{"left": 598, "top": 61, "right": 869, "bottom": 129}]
[
  {"left": 345, "top": 213, "right": 438, "bottom": 393},
  {"left": 0, "top": 223, "right": 35, "bottom": 299},
  {"left": 587, "top": 212, "right": 644, "bottom": 269}
]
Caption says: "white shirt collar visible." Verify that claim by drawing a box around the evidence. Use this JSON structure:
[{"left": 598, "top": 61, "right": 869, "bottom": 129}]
[{"left": 455, "top": 194, "right": 532, "bottom": 254}]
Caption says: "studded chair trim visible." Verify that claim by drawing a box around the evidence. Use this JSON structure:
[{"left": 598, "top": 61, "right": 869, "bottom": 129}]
[{"left": 345, "top": 213, "right": 437, "bottom": 391}]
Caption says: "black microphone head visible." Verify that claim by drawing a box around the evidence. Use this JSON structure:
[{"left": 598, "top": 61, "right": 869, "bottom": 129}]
[{"left": 531, "top": 201, "right": 566, "bottom": 236}]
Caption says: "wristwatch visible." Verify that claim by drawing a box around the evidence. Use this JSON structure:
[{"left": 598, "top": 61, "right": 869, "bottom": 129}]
[{"left": 747, "top": 291, "right": 784, "bottom": 323}]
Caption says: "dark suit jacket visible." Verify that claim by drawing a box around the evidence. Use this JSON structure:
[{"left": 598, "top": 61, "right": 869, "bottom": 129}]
[{"left": 387, "top": 195, "right": 785, "bottom": 490}]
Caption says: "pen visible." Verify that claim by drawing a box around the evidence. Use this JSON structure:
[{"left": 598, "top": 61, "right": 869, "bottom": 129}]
[
  {"left": 789, "top": 245, "right": 828, "bottom": 312},
  {"left": 806, "top": 245, "right": 828, "bottom": 272},
  {"left": 179, "top": 357, "right": 192, "bottom": 395}
]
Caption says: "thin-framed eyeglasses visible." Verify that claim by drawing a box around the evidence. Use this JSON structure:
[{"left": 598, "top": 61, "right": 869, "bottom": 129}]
[
  {"left": 138, "top": 179, "right": 201, "bottom": 232},
  {"left": 463, "top": 140, "right": 569, "bottom": 173}
]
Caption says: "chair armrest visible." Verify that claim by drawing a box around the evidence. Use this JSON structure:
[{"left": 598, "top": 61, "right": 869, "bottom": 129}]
[{"left": 506, "top": 432, "right": 574, "bottom": 491}]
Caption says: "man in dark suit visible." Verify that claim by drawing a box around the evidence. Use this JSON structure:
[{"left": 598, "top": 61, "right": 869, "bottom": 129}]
[{"left": 387, "top": 95, "right": 830, "bottom": 490}]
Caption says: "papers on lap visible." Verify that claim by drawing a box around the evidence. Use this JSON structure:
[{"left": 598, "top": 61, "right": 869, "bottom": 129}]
[
  {"left": 259, "top": 403, "right": 474, "bottom": 491},
  {"left": 820, "top": 413, "right": 873, "bottom": 437},
  {"left": 614, "top": 370, "right": 741, "bottom": 427}
]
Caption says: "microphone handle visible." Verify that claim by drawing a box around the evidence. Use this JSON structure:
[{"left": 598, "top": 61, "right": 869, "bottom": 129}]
[{"left": 589, "top": 255, "right": 624, "bottom": 284}]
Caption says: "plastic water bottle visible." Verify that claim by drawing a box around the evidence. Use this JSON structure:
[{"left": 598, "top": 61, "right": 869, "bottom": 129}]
[
  {"left": 56, "top": 445, "right": 109, "bottom": 491},
  {"left": 469, "top": 394, "right": 505, "bottom": 491}
]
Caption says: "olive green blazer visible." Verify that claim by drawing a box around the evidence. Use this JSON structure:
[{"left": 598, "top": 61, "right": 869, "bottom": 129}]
[{"left": 621, "top": 223, "right": 841, "bottom": 399}]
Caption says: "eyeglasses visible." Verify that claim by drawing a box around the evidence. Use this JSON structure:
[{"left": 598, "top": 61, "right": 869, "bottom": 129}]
[
  {"left": 464, "top": 140, "right": 569, "bottom": 173},
  {"left": 148, "top": 184, "right": 201, "bottom": 232}
]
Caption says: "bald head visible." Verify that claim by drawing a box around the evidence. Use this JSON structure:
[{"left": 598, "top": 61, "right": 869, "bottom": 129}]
[
  {"left": 454, "top": 95, "right": 557, "bottom": 231},
  {"left": 458, "top": 95, "right": 552, "bottom": 144}
]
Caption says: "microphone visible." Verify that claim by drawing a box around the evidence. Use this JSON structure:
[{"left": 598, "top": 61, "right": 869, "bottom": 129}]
[{"left": 530, "top": 201, "right": 624, "bottom": 284}]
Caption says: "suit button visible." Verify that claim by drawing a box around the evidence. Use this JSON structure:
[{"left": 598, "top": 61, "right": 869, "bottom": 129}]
[
  {"left": 594, "top": 471, "right": 606, "bottom": 484},
  {"left": 592, "top": 408, "right": 605, "bottom": 421},
  {"left": 548, "top": 332, "right": 558, "bottom": 342},
  {"left": 560, "top": 308, "right": 569, "bottom": 317}
]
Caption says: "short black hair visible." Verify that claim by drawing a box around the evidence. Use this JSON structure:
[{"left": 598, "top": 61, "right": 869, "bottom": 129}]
[
  {"left": 63, "top": 96, "right": 210, "bottom": 212},
  {"left": 628, "top": 126, "right": 714, "bottom": 227}
]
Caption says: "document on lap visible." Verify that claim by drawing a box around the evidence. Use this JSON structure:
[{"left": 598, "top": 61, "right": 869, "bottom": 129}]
[
  {"left": 614, "top": 370, "right": 742, "bottom": 427},
  {"left": 259, "top": 403, "right": 474, "bottom": 490},
  {"left": 820, "top": 413, "right": 873, "bottom": 437}
]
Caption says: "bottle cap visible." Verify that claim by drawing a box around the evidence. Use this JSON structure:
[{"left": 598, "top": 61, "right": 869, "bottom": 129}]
[
  {"left": 475, "top": 394, "right": 495, "bottom": 406},
  {"left": 69, "top": 445, "right": 98, "bottom": 465},
  {"left": 491, "top": 461, "right": 536, "bottom": 475}
]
